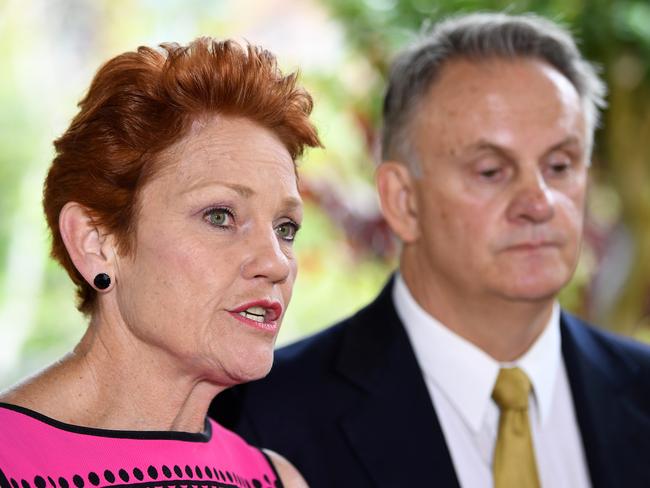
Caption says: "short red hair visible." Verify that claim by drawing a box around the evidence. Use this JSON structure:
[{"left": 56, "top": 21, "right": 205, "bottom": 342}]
[{"left": 43, "top": 37, "right": 321, "bottom": 314}]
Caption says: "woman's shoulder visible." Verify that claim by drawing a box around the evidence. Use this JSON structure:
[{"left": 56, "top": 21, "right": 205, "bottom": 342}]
[
  {"left": 208, "top": 418, "right": 276, "bottom": 467},
  {"left": 0, "top": 356, "right": 79, "bottom": 417},
  {"left": 209, "top": 419, "right": 296, "bottom": 486},
  {"left": 0, "top": 402, "right": 51, "bottom": 439},
  {"left": 262, "top": 449, "right": 308, "bottom": 488},
  {"left": 0, "top": 407, "right": 285, "bottom": 488}
]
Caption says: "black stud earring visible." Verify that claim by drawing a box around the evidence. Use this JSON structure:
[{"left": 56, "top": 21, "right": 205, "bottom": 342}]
[{"left": 93, "top": 273, "right": 111, "bottom": 290}]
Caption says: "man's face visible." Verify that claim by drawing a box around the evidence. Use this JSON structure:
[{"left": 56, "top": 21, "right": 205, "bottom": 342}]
[{"left": 401, "top": 58, "right": 588, "bottom": 306}]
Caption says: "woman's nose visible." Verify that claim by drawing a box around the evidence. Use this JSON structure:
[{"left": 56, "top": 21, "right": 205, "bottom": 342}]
[{"left": 240, "top": 230, "right": 291, "bottom": 283}]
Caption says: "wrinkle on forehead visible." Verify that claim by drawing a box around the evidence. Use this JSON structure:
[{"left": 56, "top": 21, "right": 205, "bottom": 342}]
[{"left": 412, "top": 58, "right": 586, "bottom": 163}]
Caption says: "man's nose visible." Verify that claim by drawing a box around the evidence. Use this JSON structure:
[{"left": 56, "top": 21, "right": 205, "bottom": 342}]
[
  {"left": 506, "top": 169, "right": 555, "bottom": 224},
  {"left": 240, "top": 229, "right": 291, "bottom": 284}
]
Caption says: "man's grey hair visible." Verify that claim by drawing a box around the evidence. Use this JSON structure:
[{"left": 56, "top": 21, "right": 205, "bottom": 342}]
[{"left": 381, "top": 12, "right": 607, "bottom": 173}]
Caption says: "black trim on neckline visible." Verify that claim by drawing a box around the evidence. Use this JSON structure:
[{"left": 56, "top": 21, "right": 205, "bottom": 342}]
[
  {"left": 260, "top": 449, "right": 285, "bottom": 488},
  {"left": 0, "top": 402, "right": 212, "bottom": 442}
]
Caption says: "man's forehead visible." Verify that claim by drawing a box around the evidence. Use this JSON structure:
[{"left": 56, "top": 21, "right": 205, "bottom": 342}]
[
  {"left": 423, "top": 57, "right": 580, "bottom": 108},
  {"left": 409, "top": 57, "right": 587, "bottom": 160}
]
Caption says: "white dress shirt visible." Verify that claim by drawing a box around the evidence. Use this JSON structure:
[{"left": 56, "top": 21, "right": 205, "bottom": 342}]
[{"left": 392, "top": 275, "right": 592, "bottom": 488}]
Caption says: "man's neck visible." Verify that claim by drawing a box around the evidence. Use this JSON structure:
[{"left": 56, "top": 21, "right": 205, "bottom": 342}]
[{"left": 400, "top": 268, "right": 556, "bottom": 362}]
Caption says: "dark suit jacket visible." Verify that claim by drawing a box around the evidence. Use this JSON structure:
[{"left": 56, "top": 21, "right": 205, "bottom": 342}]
[{"left": 210, "top": 280, "right": 650, "bottom": 487}]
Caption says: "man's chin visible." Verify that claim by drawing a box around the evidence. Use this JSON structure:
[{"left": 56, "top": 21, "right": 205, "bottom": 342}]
[
  {"left": 493, "top": 272, "right": 571, "bottom": 303},
  {"left": 487, "top": 256, "right": 574, "bottom": 300}
]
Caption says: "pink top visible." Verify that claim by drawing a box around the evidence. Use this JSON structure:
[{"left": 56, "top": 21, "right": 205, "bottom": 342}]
[{"left": 0, "top": 403, "right": 282, "bottom": 488}]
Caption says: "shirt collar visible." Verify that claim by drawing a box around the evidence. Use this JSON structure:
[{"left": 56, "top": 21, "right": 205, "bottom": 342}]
[
  {"left": 509, "top": 302, "right": 561, "bottom": 425},
  {"left": 392, "top": 274, "right": 561, "bottom": 432}
]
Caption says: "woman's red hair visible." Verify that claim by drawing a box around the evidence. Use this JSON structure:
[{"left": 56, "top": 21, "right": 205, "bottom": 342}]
[{"left": 43, "top": 37, "right": 321, "bottom": 314}]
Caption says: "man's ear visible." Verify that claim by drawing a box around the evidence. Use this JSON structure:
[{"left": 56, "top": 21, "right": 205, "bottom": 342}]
[
  {"left": 376, "top": 161, "right": 419, "bottom": 243},
  {"left": 58, "top": 202, "right": 116, "bottom": 292}
]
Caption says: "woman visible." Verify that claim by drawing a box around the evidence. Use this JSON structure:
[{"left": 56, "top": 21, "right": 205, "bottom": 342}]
[{"left": 0, "top": 37, "right": 320, "bottom": 487}]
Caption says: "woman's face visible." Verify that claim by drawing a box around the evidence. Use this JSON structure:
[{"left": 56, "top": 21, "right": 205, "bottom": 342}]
[{"left": 113, "top": 116, "right": 302, "bottom": 385}]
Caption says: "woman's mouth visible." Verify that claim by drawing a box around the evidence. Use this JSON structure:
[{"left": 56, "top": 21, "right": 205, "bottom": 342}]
[{"left": 228, "top": 300, "right": 283, "bottom": 332}]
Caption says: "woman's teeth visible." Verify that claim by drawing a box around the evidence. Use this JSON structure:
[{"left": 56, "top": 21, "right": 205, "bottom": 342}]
[{"left": 239, "top": 306, "right": 266, "bottom": 323}]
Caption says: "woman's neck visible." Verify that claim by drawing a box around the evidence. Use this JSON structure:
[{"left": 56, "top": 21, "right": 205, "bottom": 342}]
[{"left": 0, "top": 313, "right": 223, "bottom": 433}]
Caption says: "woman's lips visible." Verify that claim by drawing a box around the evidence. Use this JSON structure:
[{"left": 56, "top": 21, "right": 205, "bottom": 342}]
[{"left": 228, "top": 300, "right": 283, "bottom": 332}]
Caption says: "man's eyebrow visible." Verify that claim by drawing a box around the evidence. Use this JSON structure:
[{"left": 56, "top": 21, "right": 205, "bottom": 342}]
[
  {"left": 545, "top": 136, "right": 583, "bottom": 153},
  {"left": 461, "top": 136, "right": 584, "bottom": 160},
  {"left": 462, "top": 140, "right": 517, "bottom": 161}
]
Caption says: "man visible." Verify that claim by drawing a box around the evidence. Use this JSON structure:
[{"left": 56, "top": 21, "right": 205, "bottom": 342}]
[{"left": 211, "top": 13, "right": 650, "bottom": 487}]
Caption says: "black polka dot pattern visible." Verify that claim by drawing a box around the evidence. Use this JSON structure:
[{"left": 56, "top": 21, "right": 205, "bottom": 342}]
[
  {"left": 103, "top": 471, "right": 115, "bottom": 484},
  {"left": 3, "top": 459, "right": 279, "bottom": 488},
  {"left": 87, "top": 473, "right": 99, "bottom": 487}
]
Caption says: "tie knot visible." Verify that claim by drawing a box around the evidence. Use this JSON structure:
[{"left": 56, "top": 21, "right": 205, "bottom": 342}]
[{"left": 492, "top": 367, "right": 531, "bottom": 410}]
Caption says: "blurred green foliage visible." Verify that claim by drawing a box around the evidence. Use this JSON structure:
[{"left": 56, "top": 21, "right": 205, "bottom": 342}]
[
  {"left": 1, "top": 0, "right": 649, "bottom": 389},
  {"left": 0, "top": 0, "right": 395, "bottom": 388},
  {"left": 320, "top": 0, "right": 650, "bottom": 336}
]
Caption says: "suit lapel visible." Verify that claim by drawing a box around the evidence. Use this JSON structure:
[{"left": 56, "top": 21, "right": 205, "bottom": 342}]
[
  {"left": 561, "top": 313, "right": 650, "bottom": 488},
  {"left": 335, "top": 279, "right": 460, "bottom": 487},
  {"left": 327, "top": 300, "right": 650, "bottom": 487}
]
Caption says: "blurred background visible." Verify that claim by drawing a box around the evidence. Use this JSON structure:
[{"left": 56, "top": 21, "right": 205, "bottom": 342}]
[{"left": 1, "top": 0, "right": 649, "bottom": 389}]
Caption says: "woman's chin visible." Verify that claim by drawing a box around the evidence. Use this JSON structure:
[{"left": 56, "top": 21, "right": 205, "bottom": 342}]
[{"left": 215, "top": 349, "right": 275, "bottom": 386}]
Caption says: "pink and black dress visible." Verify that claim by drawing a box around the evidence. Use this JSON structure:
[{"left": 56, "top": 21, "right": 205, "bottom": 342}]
[{"left": 0, "top": 403, "right": 282, "bottom": 488}]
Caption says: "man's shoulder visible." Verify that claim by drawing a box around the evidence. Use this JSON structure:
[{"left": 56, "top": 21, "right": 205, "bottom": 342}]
[
  {"left": 561, "top": 311, "right": 650, "bottom": 392},
  {"left": 273, "top": 318, "right": 350, "bottom": 371},
  {"left": 209, "top": 298, "right": 387, "bottom": 440},
  {"left": 210, "top": 281, "right": 398, "bottom": 420},
  {"left": 260, "top": 299, "right": 379, "bottom": 390},
  {"left": 273, "top": 279, "right": 398, "bottom": 377},
  {"left": 562, "top": 312, "right": 650, "bottom": 362}
]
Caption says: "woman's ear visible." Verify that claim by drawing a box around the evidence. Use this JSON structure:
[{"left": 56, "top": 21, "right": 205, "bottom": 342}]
[
  {"left": 58, "top": 202, "right": 115, "bottom": 292},
  {"left": 375, "top": 161, "right": 420, "bottom": 243}
]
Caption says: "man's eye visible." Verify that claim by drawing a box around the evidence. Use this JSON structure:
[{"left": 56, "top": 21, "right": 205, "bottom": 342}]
[
  {"left": 544, "top": 159, "right": 574, "bottom": 180},
  {"left": 549, "top": 161, "right": 570, "bottom": 174},
  {"left": 204, "top": 208, "right": 234, "bottom": 227},
  {"left": 479, "top": 167, "right": 502, "bottom": 179},
  {"left": 276, "top": 222, "right": 299, "bottom": 242}
]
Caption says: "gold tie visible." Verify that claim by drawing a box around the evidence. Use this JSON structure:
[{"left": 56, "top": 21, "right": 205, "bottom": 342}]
[{"left": 492, "top": 367, "right": 540, "bottom": 488}]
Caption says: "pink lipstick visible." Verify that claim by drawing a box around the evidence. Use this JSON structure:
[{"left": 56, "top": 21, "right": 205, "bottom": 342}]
[{"left": 228, "top": 300, "right": 283, "bottom": 332}]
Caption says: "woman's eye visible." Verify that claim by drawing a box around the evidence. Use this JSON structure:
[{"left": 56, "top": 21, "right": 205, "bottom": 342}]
[
  {"left": 204, "top": 208, "right": 233, "bottom": 227},
  {"left": 275, "top": 221, "right": 299, "bottom": 242}
]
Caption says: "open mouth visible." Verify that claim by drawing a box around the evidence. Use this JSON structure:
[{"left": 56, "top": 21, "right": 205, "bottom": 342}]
[
  {"left": 239, "top": 306, "right": 270, "bottom": 323},
  {"left": 229, "top": 300, "right": 283, "bottom": 331}
]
